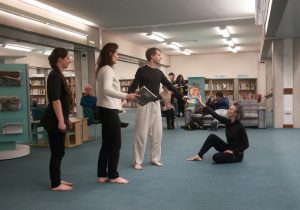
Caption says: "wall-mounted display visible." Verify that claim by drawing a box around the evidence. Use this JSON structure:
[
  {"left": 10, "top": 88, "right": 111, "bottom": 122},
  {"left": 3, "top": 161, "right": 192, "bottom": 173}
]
[
  {"left": 0, "top": 96, "right": 21, "bottom": 111},
  {"left": 0, "top": 71, "right": 21, "bottom": 86},
  {"left": 2, "top": 123, "right": 24, "bottom": 135}
]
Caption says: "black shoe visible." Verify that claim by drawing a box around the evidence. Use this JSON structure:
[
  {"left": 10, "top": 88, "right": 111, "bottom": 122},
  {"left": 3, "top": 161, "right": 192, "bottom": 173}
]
[
  {"left": 121, "top": 122, "right": 129, "bottom": 128},
  {"left": 211, "top": 121, "right": 218, "bottom": 131}
]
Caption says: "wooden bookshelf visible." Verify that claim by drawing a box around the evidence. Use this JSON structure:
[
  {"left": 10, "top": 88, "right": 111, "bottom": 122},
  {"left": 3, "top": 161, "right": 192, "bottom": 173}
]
[
  {"left": 29, "top": 77, "right": 47, "bottom": 107},
  {"left": 119, "top": 79, "right": 137, "bottom": 107},
  {"left": 205, "top": 78, "right": 234, "bottom": 101},
  {"left": 65, "top": 76, "right": 76, "bottom": 112},
  {"left": 237, "top": 78, "right": 257, "bottom": 100}
]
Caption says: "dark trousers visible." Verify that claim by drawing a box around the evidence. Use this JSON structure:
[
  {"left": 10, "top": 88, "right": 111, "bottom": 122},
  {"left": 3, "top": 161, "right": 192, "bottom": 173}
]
[
  {"left": 164, "top": 109, "right": 175, "bottom": 129},
  {"left": 177, "top": 100, "right": 185, "bottom": 116},
  {"left": 198, "top": 134, "right": 243, "bottom": 164},
  {"left": 48, "top": 131, "right": 66, "bottom": 188},
  {"left": 98, "top": 107, "right": 121, "bottom": 179}
]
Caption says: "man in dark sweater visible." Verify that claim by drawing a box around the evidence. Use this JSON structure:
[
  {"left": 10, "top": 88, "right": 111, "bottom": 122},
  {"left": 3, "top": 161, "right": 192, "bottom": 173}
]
[
  {"left": 128, "top": 47, "right": 184, "bottom": 170},
  {"left": 187, "top": 96, "right": 249, "bottom": 164}
]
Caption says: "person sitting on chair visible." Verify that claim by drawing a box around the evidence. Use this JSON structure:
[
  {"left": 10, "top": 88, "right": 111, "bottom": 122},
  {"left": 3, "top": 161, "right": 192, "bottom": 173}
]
[
  {"left": 80, "top": 84, "right": 129, "bottom": 128},
  {"left": 210, "top": 91, "right": 229, "bottom": 130},
  {"left": 160, "top": 85, "right": 175, "bottom": 130}
]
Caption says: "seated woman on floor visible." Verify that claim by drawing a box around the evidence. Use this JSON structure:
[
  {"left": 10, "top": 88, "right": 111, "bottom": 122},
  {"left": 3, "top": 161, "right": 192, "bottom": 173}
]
[{"left": 187, "top": 96, "right": 249, "bottom": 164}]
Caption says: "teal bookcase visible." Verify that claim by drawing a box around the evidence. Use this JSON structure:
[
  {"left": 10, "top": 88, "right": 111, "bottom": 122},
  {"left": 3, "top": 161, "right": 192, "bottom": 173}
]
[{"left": 0, "top": 64, "right": 30, "bottom": 151}]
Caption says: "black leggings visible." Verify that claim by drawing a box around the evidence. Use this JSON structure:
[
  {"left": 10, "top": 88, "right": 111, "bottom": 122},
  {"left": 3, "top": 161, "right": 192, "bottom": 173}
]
[
  {"left": 48, "top": 131, "right": 66, "bottom": 188},
  {"left": 97, "top": 107, "right": 121, "bottom": 179},
  {"left": 198, "top": 134, "right": 243, "bottom": 164}
]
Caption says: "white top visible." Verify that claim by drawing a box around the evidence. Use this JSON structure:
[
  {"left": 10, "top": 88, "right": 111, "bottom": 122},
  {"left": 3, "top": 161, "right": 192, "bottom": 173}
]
[{"left": 96, "top": 65, "right": 127, "bottom": 110}]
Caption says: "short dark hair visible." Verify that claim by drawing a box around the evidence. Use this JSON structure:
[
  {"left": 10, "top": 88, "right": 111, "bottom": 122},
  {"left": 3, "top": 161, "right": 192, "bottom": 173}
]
[
  {"left": 145, "top": 47, "right": 161, "bottom": 61},
  {"left": 168, "top": 72, "right": 175, "bottom": 76},
  {"left": 216, "top": 91, "right": 224, "bottom": 97}
]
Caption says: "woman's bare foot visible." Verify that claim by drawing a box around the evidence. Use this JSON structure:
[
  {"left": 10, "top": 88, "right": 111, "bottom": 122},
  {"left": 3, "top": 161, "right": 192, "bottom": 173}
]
[
  {"left": 109, "top": 177, "right": 129, "bottom": 184},
  {"left": 98, "top": 177, "right": 108, "bottom": 183},
  {"left": 187, "top": 155, "right": 203, "bottom": 161},
  {"left": 151, "top": 161, "right": 163, "bottom": 167},
  {"left": 51, "top": 184, "right": 73, "bottom": 191},
  {"left": 134, "top": 163, "right": 143, "bottom": 170},
  {"left": 60, "top": 180, "right": 73, "bottom": 186}
]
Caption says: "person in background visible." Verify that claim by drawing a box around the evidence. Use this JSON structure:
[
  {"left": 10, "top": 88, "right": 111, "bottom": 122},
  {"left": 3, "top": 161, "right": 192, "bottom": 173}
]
[
  {"left": 128, "top": 47, "right": 185, "bottom": 170},
  {"left": 160, "top": 85, "right": 175, "bottom": 130},
  {"left": 96, "top": 43, "right": 138, "bottom": 184},
  {"left": 210, "top": 91, "right": 229, "bottom": 130},
  {"left": 168, "top": 72, "right": 177, "bottom": 86},
  {"left": 80, "top": 84, "right": 129, "bottom": 128},
  {"left": 187, "top": 96, "right": 249, "bottom": 164},
  {"left": 175, "top": 74, "right": 188, "bottom": 117},
  {"left": 41, "top": 48, "right": 74, "bottom": 191}
]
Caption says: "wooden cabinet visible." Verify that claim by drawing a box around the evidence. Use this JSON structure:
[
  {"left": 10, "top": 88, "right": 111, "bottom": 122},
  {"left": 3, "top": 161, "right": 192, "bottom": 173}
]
[{"left": 29, "top": 77, "right": 47, "bottom": 107}]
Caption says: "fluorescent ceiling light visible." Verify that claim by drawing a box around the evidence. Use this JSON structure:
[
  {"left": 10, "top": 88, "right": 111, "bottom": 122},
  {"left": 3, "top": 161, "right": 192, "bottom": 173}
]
[
  {"left": 265, "top": 0, "right": 273, "bottom": 34},
  {"left": 21, "top": 0, "right": 97, "bottom": 27},
  {"left": 0, "top": 9, "right": 88, "bottom": 39},
  {"left": 166, "top": 42, "right": 180, "bottom": 50},
  {"left": 216, "top": 27, "right": 230, "bottom": 38},
  {"left": 228, "top": 47, "right": 238, "bottom": 53},
  {"left": 43, "top": 51, "right": 52, "bottom": 55},
  {"left": 185, "top": 49, "right": 192, "bottom": 53},
  {"left": 146, "top": 33, "right": 165, "bottom": 42},
  {"left": 4, "top": 44, "right": 33, "bottom": 52},
  {"left": 225, "top": 38, "right": 235, "bottom": 47},
  {"left": 178, "top": 49, "right": 191, "bottom": 55}
]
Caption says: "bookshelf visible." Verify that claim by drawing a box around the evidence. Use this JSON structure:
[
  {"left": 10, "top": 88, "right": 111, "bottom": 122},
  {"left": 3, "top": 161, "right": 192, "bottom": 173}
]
[
  {"left": 119, "top": 79, "right": 137, "bottom": 107},
  {"left": 29, "top": 77, "right": 47, "bottom": 107},
  {"left": 237, "top": 78, "right": 257, "bottom": 100},
  {"left": 65, "top": 76, "right": 76, "bottom": 112},
  {"left": 205, "top": 78, "right": 234, "bottom": 101}
]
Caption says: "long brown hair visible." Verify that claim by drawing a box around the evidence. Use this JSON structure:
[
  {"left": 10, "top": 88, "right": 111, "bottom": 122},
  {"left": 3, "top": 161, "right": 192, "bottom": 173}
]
[
  {"left": 48, "top": 48, "right": 74, "bottom": 111},
  {"left": 96, "top": 43, "right": 118, "bottom": 76}
]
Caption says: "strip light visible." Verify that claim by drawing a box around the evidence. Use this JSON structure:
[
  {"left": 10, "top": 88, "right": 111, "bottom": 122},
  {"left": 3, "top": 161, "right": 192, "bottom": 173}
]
[
  {"left": 21, "top": 0, "right": 97, "bottom": 27},
  {"left": 216, "top": 27, "right": 230, "bottom": 38},
  {"left": 228, "top": 47, "right": 238, "bottom": 53},
  {"left": 225, "top": 38, "right": 235, "bottom": 47},
  {"left": 177, "top": 49, "right": 191, "bottom": 55},
  {"left": 146, "top": 33, "right": 165, "bottom": 42},
  {"left": 4, "top": 44, "right": 33, "bottom": 52},
  {"left": 166, "top": 42, "right": 180, "bottom": 50},
  {"left": 0, "top": 9, "right": 88, "bottom": 39}
]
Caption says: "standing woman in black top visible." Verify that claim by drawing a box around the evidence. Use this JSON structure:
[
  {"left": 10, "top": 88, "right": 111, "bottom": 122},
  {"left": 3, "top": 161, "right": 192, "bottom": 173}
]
[
  {"left": 42, "top": 48, "right": 74, "bottom": 191},
  {"left": 187, "top": 97, "right": 249, "bottom": 164},
  {"left": 175, "top": 74, "right": 188, "bottom": 117}
]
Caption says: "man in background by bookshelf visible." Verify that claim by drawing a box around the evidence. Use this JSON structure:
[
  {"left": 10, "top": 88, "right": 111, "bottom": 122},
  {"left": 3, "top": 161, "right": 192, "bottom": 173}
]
[
  {"left": 80, "top": 84, "right": 129, "bottom": 128},
  {"left": 128, "top": 47, "right": 185, "bottom": 170},
  {"left": 168, "top": 72, "right": 177, "bottom": 86},
  {"left": 210, "top": 91, "right": 229, "bottom": 130}
]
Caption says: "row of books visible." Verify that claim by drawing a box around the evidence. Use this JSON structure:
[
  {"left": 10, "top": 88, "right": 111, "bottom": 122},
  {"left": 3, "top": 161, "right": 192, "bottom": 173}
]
[
  {"left": 239, "top": 93, "right": 256, "bottom": 100},
  {"left": 120, "top": 80, "right": 132, "bottom": 86},
  {"left": 30, "top": 79, "right": 45, "bottom": 86},
  {"left": 30, "top": 88, "right": 46, "bottom": 95},
  {"left": 205, "top": 83, "right": 234, "bottom": 90},
  {"left": 239, "top": 82, "right": 256, "bottom": 90},
  {"left": 32, "top": 98, "right": 46, "bottom": 105}
]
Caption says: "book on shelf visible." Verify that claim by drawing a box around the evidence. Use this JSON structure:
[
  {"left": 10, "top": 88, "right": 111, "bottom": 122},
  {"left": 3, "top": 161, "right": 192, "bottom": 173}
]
[{"left": 135, "top": 86, "right": 157, "bottom": 106}]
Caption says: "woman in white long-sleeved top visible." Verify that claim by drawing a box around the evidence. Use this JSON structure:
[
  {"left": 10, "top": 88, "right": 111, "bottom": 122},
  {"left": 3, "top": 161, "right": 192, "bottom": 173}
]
[{"left": 96, "top": 43, "right": 138, "bottom": 184}]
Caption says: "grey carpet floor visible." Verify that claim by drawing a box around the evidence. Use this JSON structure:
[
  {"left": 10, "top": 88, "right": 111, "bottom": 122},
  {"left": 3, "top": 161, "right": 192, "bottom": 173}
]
[{"left": 0, "top": 109, "right": 300, "bottom": 210}]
